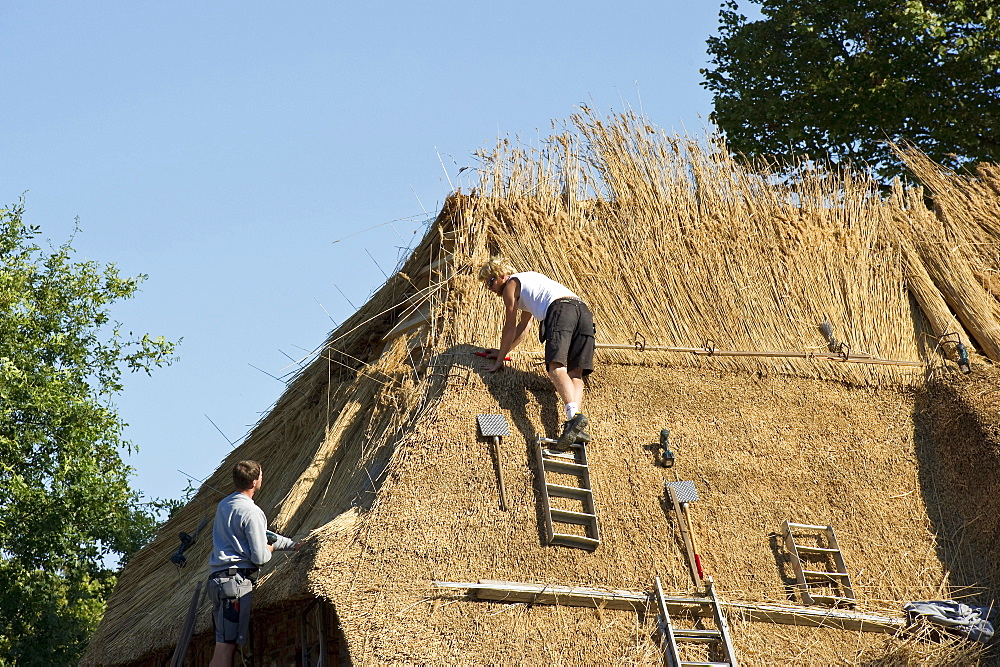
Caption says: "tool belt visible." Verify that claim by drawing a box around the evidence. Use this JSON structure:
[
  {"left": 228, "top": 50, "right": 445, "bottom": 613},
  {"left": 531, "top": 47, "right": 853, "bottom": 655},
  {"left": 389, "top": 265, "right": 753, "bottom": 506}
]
[{"left": 211, "top": 566, "right": 259, "bottom": 598}]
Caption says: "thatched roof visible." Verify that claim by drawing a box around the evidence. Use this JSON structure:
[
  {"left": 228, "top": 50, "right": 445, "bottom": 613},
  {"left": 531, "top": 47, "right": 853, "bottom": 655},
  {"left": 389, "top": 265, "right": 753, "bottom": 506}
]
[{"left": 83, "top": 112, "right": 1000, "bottom": 665}]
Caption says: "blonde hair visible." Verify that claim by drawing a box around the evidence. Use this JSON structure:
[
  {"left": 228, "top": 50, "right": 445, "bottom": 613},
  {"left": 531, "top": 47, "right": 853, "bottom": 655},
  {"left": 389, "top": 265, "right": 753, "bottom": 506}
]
[{"left": 478, "top": 257, "right": 516, "bottom": 282}]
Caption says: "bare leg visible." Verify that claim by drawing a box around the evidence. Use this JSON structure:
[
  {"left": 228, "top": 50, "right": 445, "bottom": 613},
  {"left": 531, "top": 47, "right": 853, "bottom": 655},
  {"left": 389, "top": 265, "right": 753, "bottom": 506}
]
[
  {"left": 548, "top": 363, "right": 586, "bottom": 414},
  {"left": 568, "top": 368, "right": 584, "bottom": 407},
  {"left": 210, "top": 643, "right": 237, "bottom": 667},
  {"left": 547, "top": 363, "right": 573, "bottom": 406}
]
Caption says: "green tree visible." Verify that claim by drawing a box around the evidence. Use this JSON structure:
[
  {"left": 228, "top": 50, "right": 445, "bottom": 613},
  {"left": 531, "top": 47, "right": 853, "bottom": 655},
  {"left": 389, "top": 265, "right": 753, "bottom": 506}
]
[
  {"left": 0, "top": 200, "right": 178, "bottom": 664},
  {"left": 702, "top": 0, "right": 1000, "bottom": 180}
]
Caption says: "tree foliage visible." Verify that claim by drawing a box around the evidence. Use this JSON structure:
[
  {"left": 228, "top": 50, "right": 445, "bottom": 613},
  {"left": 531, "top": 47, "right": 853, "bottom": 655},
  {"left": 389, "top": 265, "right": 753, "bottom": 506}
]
[
  {"left": 0, "top": 200, "right": 177, "bottom": 664},
  {"left": 702, "top": 0, "right": 1000, "bottom": 179}
]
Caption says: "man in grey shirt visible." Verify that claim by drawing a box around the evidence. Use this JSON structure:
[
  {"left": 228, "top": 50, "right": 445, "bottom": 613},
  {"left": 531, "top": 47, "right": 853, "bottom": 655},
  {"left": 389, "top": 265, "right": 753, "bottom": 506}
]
[{"left": 208, "top": 460, "right": 297, "bottom": 667}]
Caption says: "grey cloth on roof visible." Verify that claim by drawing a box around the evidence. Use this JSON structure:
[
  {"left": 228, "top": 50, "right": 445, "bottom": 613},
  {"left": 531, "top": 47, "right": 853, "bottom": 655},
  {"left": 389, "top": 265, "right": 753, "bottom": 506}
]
[{"left": 904, "top": 600, "right": 994, "bottom": 643}]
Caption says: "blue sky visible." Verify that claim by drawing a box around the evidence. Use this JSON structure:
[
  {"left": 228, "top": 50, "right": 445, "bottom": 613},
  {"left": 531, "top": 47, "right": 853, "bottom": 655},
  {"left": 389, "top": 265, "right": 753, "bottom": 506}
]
[{"left": 1, "top": 2, "right": 750, "bottom": 505}]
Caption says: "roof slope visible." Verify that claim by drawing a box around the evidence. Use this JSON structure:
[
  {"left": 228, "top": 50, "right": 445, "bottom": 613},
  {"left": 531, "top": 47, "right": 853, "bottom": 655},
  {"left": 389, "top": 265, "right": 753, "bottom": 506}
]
[
  {"left": 84, "top": 113, "right": 999, "bottom": 665},
  {"left": 310, "top": 364, "right": 995, "bottom": 664}
]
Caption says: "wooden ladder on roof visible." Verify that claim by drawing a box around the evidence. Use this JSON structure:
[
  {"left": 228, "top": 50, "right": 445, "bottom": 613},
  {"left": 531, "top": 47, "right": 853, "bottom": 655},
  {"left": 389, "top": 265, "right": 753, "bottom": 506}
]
[
  {"left": 782, "top": 520, "right": 856, "bottom": 607},
  {"left": 654, "top": 577, "right": 739, "bottom": 667},
  {"left": 535, "top": 436, "right": 600, "bottom": 550}
]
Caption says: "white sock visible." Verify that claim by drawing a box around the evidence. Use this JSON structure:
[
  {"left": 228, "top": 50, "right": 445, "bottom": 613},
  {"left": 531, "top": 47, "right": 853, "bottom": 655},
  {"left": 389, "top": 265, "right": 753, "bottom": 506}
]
[{"left": 565, "top": 403, "right": 578, "bottom": 420}]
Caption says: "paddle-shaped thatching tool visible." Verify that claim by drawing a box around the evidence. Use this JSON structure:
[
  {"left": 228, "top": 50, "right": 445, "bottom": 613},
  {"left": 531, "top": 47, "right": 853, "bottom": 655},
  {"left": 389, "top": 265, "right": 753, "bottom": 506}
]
[
  {"left": 477, "top": 414, "right": 511, "bottom": 511},
  {"left": 666, "top": 480, "right": 704, "bottom": 588}
]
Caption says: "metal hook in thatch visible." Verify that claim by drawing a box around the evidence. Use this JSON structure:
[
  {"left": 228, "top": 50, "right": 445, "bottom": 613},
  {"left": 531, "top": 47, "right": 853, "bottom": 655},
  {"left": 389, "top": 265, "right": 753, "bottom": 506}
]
[
  {"left": 938, "top": 332, "right": 972, "bottom": 373},
  {"left": 818, "top": 319, "right": 839, "bottom": 352},
  {"left": 633, "top": 332, "right": 646, "bottom": 353},
  {"left": 702, "top": 339, "right": 716, "bottom": 356}
]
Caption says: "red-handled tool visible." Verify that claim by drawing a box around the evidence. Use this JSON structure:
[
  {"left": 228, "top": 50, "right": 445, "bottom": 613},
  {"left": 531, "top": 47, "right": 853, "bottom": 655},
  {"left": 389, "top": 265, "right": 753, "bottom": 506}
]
[{"left": 475, "top": 351, "right": 512, "bottom": 361}]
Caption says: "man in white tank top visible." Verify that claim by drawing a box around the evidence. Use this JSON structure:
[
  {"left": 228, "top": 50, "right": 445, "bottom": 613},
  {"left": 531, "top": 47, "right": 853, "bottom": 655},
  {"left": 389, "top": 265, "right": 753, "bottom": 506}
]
[{"left": 478, "top": 257, "right": 596, "bottom": 449}]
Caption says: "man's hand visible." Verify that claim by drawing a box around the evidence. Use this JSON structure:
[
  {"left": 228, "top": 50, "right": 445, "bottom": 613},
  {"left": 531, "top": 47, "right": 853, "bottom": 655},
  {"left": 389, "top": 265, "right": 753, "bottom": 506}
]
[{"left": 486, "top": 358, "right": 505, "bottom": 373}]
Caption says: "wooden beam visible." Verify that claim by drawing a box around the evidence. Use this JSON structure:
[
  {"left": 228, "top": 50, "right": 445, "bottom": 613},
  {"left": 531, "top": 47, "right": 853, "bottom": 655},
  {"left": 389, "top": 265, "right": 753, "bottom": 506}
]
[
  {"left": 435, "top": 580, "right": 649, "bottom": 612},
  {"left": 433, "top": 580, "right": 906, "bottom": 634},
  {"left": 169, "top": 581, "right": 204, "bottom": 667},
  {"left": 723, "top": 600, "right": 904, "bottom": 634}
]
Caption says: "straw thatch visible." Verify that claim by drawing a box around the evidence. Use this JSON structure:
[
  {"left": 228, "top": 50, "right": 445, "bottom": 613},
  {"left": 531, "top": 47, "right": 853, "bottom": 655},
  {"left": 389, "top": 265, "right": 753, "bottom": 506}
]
[{"left": 83, "top": 112, "right": 999, "bottom": 666}]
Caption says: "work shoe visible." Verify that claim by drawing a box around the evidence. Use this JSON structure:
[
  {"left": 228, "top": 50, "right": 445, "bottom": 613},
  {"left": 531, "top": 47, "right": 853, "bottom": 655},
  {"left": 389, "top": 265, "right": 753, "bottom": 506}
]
[{"left": 555, "top": 413, "right": 589, "bottom": 450}]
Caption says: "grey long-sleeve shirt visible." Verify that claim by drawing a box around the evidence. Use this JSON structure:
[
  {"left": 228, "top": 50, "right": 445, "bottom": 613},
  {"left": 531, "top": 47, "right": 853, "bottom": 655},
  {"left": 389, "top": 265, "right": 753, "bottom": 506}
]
[{"left": 209, "top": 491, "right": 294, "bottom": 573}]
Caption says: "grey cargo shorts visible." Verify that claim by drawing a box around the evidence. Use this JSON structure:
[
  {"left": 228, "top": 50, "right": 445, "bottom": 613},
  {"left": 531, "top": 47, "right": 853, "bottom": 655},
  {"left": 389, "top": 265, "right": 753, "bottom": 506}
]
[{"left": 208, "top": 568, "right": 255, "bottom": 645}]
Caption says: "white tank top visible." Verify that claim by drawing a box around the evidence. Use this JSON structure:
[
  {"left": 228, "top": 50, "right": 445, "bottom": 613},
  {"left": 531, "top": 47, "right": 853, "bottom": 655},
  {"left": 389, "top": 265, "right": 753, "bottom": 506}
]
[{"left": 512, "top": 271, "right": 578, "bottom": 320}]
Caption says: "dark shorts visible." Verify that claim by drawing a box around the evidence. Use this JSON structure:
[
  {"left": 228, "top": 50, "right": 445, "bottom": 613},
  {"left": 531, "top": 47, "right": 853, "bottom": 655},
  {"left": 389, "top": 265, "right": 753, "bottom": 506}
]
[
  {"left": 542, "top": 298, "right": 595, "bottom": 375},
  {"left": 208, "top": 569, "right": 255, "bottom": 645}
]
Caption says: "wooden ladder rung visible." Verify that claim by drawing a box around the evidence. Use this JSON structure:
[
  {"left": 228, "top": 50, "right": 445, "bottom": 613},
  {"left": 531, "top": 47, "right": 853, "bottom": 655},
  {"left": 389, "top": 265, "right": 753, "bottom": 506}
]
[
  {"left": 542, "top": 450, "right": 578, "bottom": 461},
  {"left": 785, "top": 522, "right": 831, "bottom": 531},
  {"left": 794, "top": 545, "right": 839, "bottom": 555},
  {"left": 538, "top": 437, "right": 583, "bottom": 447},
  {"left": 549, "top": 508, "right": 597, "bottom": 526},
  {"left": 546, "top": 483, "right": 592, "bottom": 500},
  {"left": 802, "top": 569, "right": 850, "bottom": 580},
  {"left": 673, "top": 628, "right": 723, "bottom": 642},
  {"left": 550, "top": 533, "right": 600, "bottom": 550},
  {"left": 542, "top": 459, "right": 590, "bottom": 475}
]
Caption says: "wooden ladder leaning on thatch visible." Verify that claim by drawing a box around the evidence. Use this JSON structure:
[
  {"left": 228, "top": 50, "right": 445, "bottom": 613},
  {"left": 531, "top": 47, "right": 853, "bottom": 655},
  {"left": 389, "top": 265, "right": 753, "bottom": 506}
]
[
  {"left": 535, "top": 437, "right": 601, "bottom": 550},
  {"left": 655, "top": 576, "right": 740, "bottom": 667},
  {"left": 782, "top": 520, "right": 857, "bottom": 607}
]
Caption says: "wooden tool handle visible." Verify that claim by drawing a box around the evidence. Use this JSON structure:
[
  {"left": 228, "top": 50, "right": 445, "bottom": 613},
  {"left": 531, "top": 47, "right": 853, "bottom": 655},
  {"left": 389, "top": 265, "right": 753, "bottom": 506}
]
[{"left": 493, "top": 436, "right": 509, "bottom": 511}]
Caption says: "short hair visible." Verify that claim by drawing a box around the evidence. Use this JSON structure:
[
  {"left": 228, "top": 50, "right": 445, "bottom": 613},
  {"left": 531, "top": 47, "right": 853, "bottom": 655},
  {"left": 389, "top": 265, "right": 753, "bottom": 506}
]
[
  {"left": 233, "top": 460, "right": 262, "bottom": 490},
  {"left": 478, "top": 257, "right": 516, "bottom": 283}
]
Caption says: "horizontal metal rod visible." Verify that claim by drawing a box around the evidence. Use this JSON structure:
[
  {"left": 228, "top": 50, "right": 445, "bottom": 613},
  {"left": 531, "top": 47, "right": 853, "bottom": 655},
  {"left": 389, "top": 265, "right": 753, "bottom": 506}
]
[{"left": 595, "top": 343, "right": 923, "bottom": 367}]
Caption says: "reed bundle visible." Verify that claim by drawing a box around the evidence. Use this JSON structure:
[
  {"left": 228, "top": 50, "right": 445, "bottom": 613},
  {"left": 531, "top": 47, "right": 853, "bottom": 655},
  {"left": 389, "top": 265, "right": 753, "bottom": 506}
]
[
  {"left": 84, "top": 114, "right": 999, "bottom": 666},
  {"left": 891, "top": 147, "right": 1000, "bottom": 363}
]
